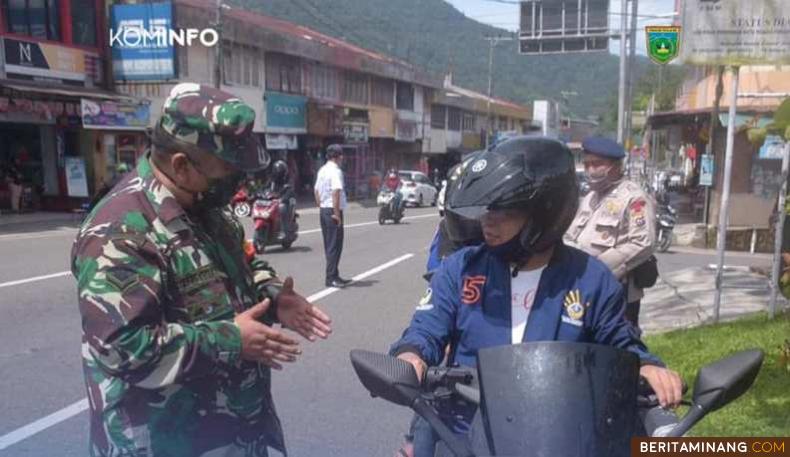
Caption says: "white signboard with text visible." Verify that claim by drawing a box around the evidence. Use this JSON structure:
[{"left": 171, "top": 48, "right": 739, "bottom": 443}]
[{"left": 681, "top": 0, "right": 790, "bottom": 65}]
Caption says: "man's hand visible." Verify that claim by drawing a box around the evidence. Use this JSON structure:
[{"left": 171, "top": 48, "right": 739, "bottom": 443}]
[
  {"left": 640, "top": 365, "right": 683, "bottom": 409},
  {"left": 276, "top": 277, "right": 332, "bottom": 341},
  {"left": 397, "top": 351, "right": 427, "bottom": 382},
  {"left": 331, "top": 212, "right": 342, "bottom": 225},
  {"left": 234, "top": 299, "right": 301, "bottom": 370}
]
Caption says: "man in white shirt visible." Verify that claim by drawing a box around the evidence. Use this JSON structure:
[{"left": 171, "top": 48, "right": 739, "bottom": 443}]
[{"left": 314, "top": 144, "right": 351, "bottom": 288}]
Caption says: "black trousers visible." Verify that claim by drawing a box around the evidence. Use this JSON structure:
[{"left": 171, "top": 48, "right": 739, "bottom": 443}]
[{"left": 319, "top": 208, "right": 344, "bottom": 282}]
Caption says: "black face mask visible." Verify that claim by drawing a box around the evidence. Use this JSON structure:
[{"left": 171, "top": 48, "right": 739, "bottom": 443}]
[
  {"left": 488, "top": 233, "right": 527, "bottom": 264},
  {"left": 178, "top": 158, "right": 244, "bottom": 212},
  {"left": 195, "top": 171, "right": 244, "bottom": 212}
]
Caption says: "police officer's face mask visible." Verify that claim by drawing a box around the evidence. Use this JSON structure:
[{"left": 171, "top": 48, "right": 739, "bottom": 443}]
[{"left": 584, "top": 158, "right": 619, "bottom": 191}]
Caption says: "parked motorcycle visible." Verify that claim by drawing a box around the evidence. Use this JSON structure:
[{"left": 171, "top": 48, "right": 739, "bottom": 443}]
[
  {"left": 377, "top": 189, "right": 404, "bottom": 225},
  {"left": 657, "top": 204, "right": 677, "bottom": 253},
  {"left": 350, "top": 342, "right": 763, "bottom": 457},
  {"left": 231, "top": 186, "right": 253, "bottom": 218},
  {"left": 252, "top": 190, "right": 299, "bottom": 254}
]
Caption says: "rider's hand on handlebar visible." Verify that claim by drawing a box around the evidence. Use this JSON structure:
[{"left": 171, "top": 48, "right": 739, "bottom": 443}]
[
  {"left": 639, "top": 365, "right": 683, "bottom": 409},
  {"left": 397, "top": 352, "right": 427, "bottom": 382}
]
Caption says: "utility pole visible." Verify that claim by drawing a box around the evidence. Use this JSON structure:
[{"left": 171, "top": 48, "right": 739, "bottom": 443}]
[
  {"left": 616, "top": 0, "right": 628, "bottom": 145},
  {"left": 484, "top": 34, "right": 514, "bottom": 148},
  {"left": 213, "top": 0, "right": 225, "bottom": 89},
  {"left": 624, "top": 0, "right": 638, "bottom": 151}
]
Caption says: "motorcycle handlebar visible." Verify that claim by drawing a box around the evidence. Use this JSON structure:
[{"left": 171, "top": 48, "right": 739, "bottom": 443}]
[{"left": 423, "top": 366, "right": 475, "bottom": 391}]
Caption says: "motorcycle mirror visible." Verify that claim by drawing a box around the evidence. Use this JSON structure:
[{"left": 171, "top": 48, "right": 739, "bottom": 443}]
[
  {"left": 666, "top": 349, "right": 763, "bottom": 437},
  {"left": 691, "top": 349, "right": 763, "bottom": 413},
  {"left": 349, "top": 350, "right": 421, "bottom": 408}
]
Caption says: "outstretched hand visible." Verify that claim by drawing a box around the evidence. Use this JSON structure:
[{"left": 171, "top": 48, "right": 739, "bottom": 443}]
[{"left": 276, "top": 277, "right": 333, "bottom": 341}]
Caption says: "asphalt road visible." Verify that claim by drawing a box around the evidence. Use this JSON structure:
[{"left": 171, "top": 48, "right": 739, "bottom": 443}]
[{"left": 0, "top": 206, "right": 772, "bottom": 457}]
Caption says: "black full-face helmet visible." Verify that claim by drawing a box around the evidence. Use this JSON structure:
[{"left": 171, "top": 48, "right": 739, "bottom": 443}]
[{"left": 446, "top": 136, "right": 579, "bottom": 260}]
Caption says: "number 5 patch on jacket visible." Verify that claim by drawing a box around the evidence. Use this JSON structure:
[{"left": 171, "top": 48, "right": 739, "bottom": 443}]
[{"left": 462, "top": 275, "right": 486, "bottom": 305}]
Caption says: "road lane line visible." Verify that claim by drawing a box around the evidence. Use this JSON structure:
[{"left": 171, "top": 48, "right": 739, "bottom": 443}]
[
  {"left": 0, "top": 252, "right": 416, "bottom": 450},
  {"left": 296, "top": 213, "right": 437, "bottom": 235},
  {"left": 0, "top": 213, "right": 436, "bottom": 289},
  {"left": 0, "top": 271, "right": 71, "bottom": 289},
  {"left": 0, "top": 398, "right": 89, "bottom": 451},
  {"left": 307, "top": 253, "right": 415, "bottom": 302},
  {"left": 0, "top": 212, "right": 438, "bottom": 242}
]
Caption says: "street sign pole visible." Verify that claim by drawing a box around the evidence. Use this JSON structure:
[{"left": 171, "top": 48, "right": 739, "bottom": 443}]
[
  {"left": 712, "top": 66, "right": 740, "bottom": 323},
  {"left": 617, "top": 0, "right": 628, "bottom": 145},
  {"left": 769, "top": 142, "right": 790, "bottom": 319}
]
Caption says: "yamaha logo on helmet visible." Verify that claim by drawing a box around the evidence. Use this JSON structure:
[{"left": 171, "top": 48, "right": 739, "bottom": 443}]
[{"left": 471, "top": 159, "right": 487, "bottom": 173}]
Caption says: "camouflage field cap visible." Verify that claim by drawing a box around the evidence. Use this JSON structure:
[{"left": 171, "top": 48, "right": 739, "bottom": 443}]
[{"left": 152, "top": 83, "right": 270, "bottom": 171}]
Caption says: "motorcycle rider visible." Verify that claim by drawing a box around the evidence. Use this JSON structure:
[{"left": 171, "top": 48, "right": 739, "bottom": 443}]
[
  {"left": 266, "top": 159, "right": 295, "bottom": 241},
  {"left": 391, "top": 136, "right": 682, "bottom": 456},
  {"left": 383, "top": 168, "right": 405, "bottom": 213}
]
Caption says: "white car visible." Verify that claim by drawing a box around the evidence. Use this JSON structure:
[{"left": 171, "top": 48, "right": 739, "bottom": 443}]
[{"left": 398, "top": 170, "right": 438, "bottom": 207}]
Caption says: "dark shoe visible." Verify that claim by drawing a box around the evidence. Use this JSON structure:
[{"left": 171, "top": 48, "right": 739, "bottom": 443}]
[
  {"left": 326, "top": 279, "right": 346, "bottom": 288},
  {"left": 335, "top": 277, "right": 352, "bottom": 285}
]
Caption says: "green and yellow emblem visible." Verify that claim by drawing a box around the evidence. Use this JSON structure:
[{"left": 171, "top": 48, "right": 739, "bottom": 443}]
[{"left": 646, "top": 26, "right": 680, "bottom": 65}]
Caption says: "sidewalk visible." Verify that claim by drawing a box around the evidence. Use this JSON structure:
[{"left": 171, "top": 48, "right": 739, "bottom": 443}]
[
  {"left": 640, "top": 265, "right": 789, "bottom": 335},
  {"left": 0, "top": 210, "right": 83, "bottom": 231}
]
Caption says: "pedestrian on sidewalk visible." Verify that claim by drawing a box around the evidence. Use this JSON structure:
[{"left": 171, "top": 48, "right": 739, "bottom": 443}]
[
  {"left": 71, "top": 83, "right": 332, "bottom": 457},
  {"left": 565, "top": 136, "right": 657, "bottom": 328},
  {"left": 314, "top": 144, "right": 351, "bottom": 288}
]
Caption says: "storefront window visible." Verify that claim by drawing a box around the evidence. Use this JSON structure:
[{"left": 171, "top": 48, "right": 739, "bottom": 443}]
[
  {"left": 71, "top": 0, "right": 97, "bottom": 46},
  {"left": 431, "top": 105, "right": 446, "bottom": 129},
  {"left": 396, "top": 82, "right": 414, "bottom": 111},
  {"left": 5, "top": 0, "right": 60, "bottom": 40}
]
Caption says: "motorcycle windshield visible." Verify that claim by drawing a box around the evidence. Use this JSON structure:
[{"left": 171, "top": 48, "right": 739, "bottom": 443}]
[{"left": 473, "top": 342, "right": 639, "bottom": 457}]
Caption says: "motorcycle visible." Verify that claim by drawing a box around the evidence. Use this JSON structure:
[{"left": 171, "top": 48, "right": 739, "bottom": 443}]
[
  {"left": 656, "top": 204, "right": 677, "bottom": 253},
  {"left": 350, "top": 342, "right": 763, "bottom": 457},
  {"left": 377, "top": 189, "right": 405, "bottom": 225},
  {"left": 231, "top": 186, "right": 253, "bottom": 218},
  {"left": 252, "top": 189, "right": 299, "bottom": 254}
]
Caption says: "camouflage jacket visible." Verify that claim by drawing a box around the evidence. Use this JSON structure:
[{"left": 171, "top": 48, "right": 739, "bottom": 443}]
[{"left": 71, "top": 154, "right": 285, "bottom": 457}]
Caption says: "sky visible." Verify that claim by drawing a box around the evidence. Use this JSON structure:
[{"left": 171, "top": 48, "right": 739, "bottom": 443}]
[{"left": 445, "top": 0, "right": 677, "bottom": 56}]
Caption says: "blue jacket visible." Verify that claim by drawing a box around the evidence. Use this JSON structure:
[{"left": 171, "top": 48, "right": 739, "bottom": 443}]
[
  {"left": 395, "top": 243, "right": 661, "bottom": 366},
  {"left": 425, "top": 226, "right": 443, "bottom": 273},
  {"left": 393, "top": 243, "right": 661, "bottom": 432}
]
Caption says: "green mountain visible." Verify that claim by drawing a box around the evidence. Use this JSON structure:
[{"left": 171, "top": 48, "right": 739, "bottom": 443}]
[{"left": 233, "top": 0, "right": 648, "bottom": 119}]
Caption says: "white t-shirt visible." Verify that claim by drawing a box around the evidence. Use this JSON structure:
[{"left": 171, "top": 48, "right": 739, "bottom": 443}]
[
  {"left": 314, "top": 161, "right": 347, "bottom": 210},
  {"left": 511, "top": 266, "right": 546, "bottom": 344}
]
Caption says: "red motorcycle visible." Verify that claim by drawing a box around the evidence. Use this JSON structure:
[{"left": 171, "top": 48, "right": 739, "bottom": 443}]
[
  {"left": 252, "top": 190, "right": 299, "bottom": 254},
  {"left": 231, "top": 186, "right": 252, "bottom": 218}
]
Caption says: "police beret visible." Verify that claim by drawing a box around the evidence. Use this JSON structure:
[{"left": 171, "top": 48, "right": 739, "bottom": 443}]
[{"left": 582, "top": 136, "right": 625, "bottom": 160}]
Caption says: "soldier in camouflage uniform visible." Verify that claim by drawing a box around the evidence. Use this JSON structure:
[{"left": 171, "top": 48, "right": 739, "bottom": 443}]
[{"left": 71, "top": 83, "right": 332, "bottom": 457}]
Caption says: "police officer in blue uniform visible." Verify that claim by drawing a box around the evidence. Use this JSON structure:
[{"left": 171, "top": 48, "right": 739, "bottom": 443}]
[{"left": 391, "top": 136, "right": 681, "bottom": 456}]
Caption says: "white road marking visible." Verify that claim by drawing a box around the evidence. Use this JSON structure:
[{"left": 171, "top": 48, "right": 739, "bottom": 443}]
[
  {"left": 307, "top": 253, "right": 415, "bottom": 302},
  {"left": 0, "top": 271, "right": 72, "bottom": 289},
  {"left": 0, "top": 252, "right": 417, "bottom": 450},
  {"left": 0, "top": 213, "right": 437, "bottom": 288},
  {"left": 0, "top": 398, "right": 89, "bottom": 451}
]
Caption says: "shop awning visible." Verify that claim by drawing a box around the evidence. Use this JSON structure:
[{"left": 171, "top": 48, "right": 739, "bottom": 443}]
[{"left": 0, "top": 80, "right": 144, "bottom": 103}]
